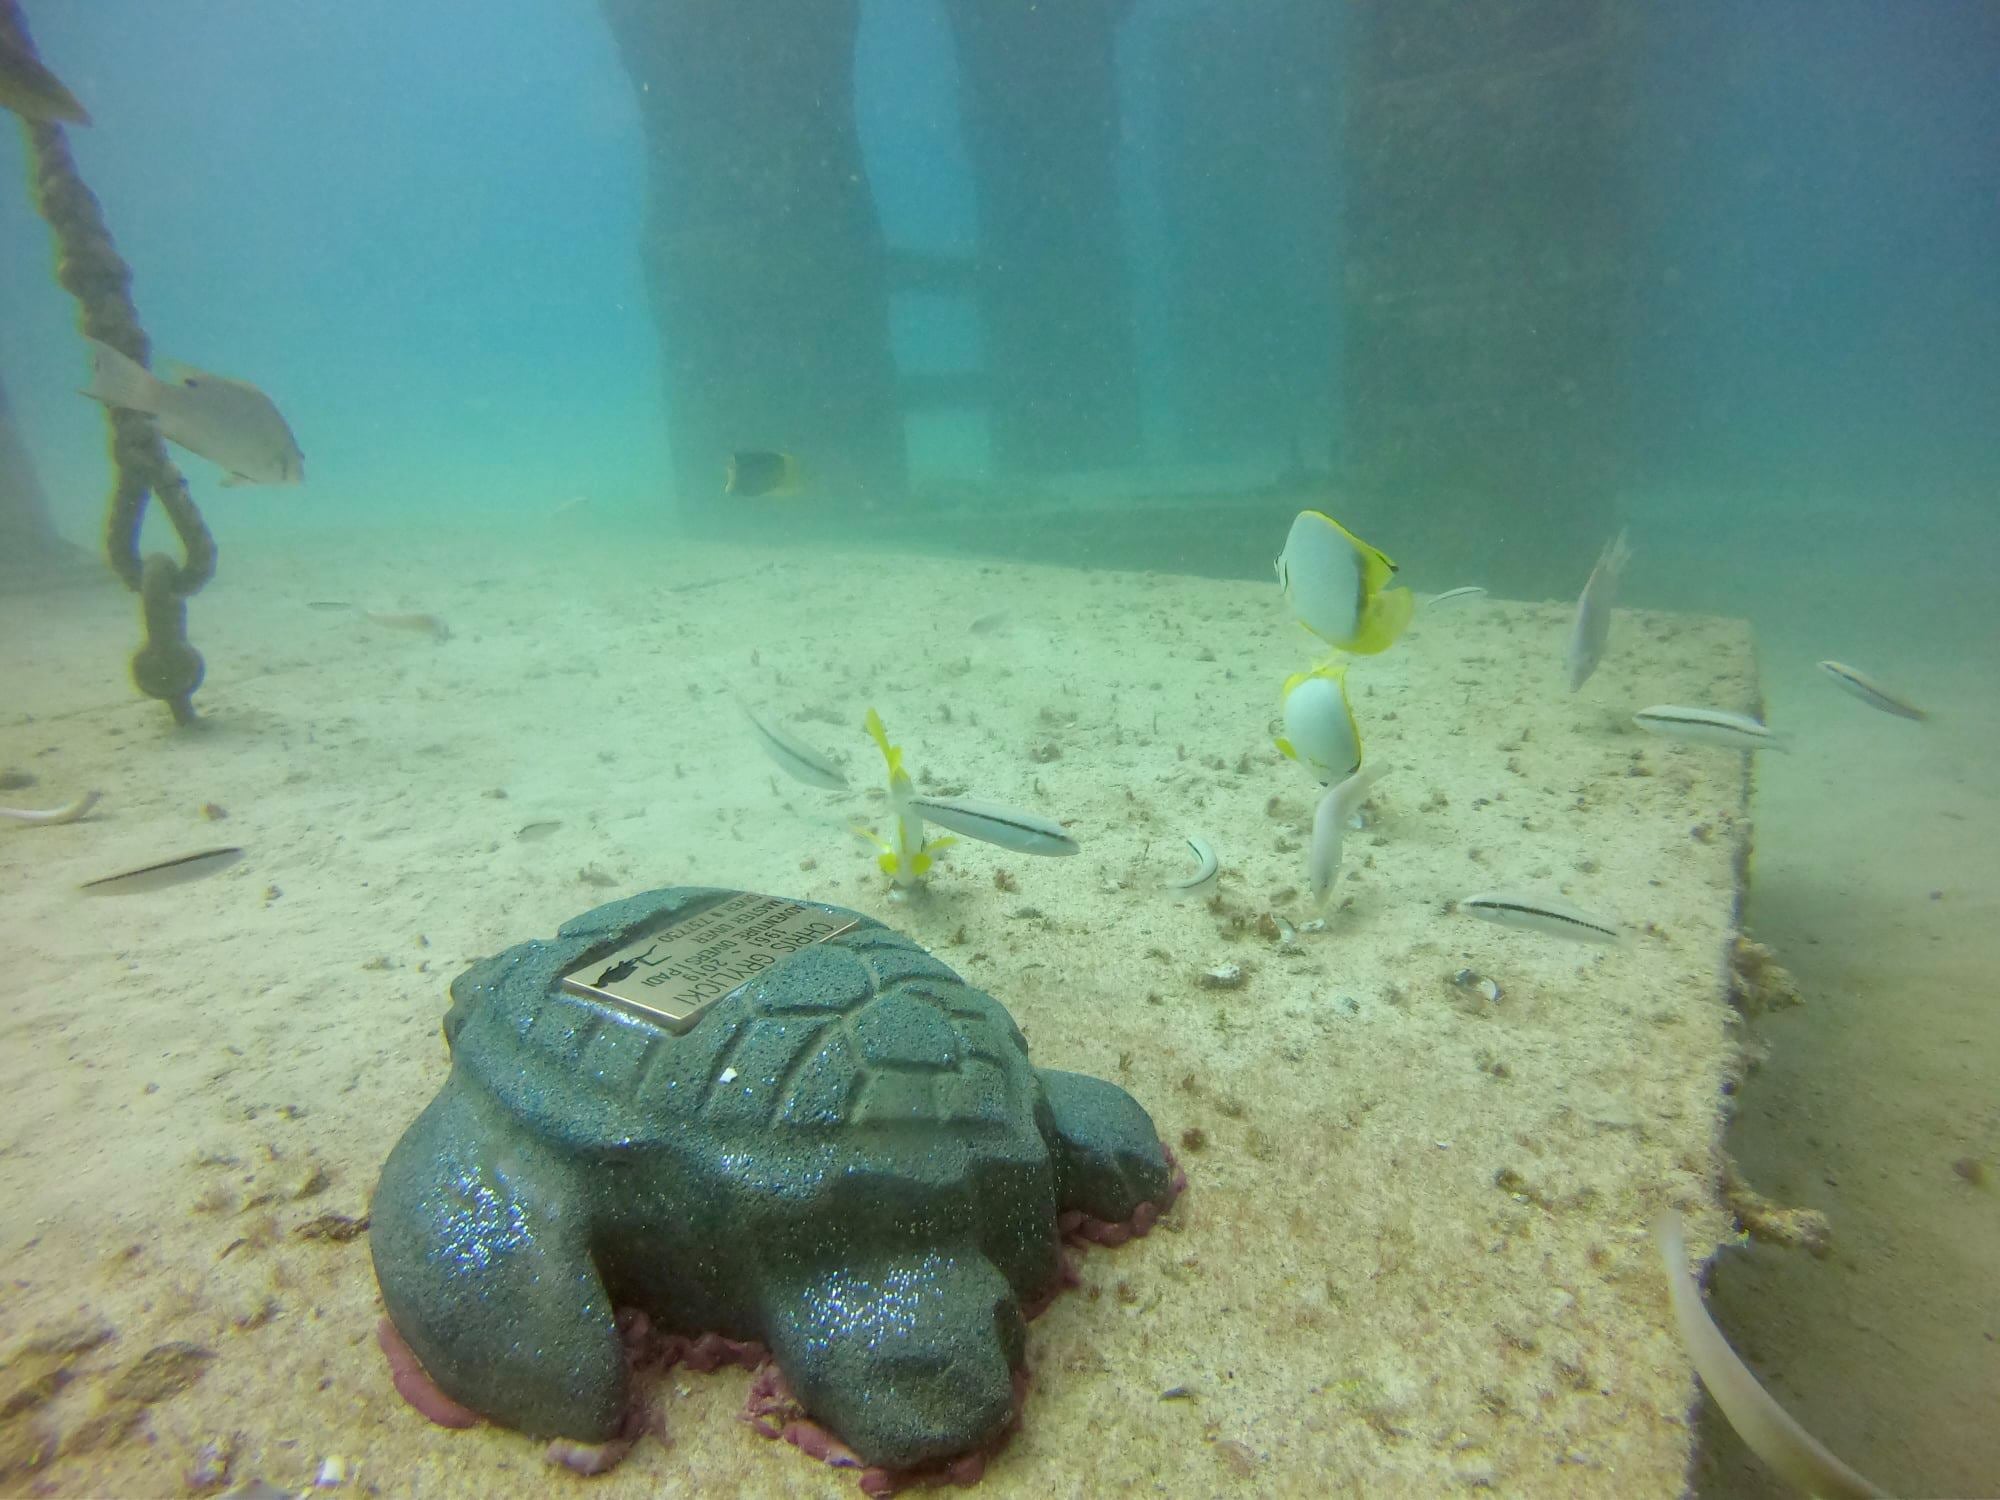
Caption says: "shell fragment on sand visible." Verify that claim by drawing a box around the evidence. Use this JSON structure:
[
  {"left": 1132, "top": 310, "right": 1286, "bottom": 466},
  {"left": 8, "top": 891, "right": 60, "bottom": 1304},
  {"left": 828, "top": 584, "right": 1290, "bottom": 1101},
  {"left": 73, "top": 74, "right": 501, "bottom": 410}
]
[
  {"left": 1633, "top": 704, "right": 1786, "bottom": 752},
  {"left": 903, "top": 794, "right": 1078, "bottom": 857},
  {"left": 1816, "top": 660, "right": 1926, "bottom": 722},
  {"left": 1460, "top": 890, "right": 1621, "bottom": 944},
  {"left": 80, "top": 846, "right": 243, "bottom": 895}
]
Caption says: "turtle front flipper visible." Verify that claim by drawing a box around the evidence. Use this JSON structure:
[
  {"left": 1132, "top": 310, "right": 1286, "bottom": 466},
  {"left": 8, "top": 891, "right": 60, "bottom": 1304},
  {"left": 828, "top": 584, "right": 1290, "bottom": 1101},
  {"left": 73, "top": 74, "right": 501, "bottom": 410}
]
[
  {"left": 760, "top": 1250, "right": 1024, "bottom": 1470},
  {"left": 1039, "top": 1067, "right": 1179, "bottom": 1222},
  {"left": 370, "top": 1077, "right": 627, "bottom": 1441}
]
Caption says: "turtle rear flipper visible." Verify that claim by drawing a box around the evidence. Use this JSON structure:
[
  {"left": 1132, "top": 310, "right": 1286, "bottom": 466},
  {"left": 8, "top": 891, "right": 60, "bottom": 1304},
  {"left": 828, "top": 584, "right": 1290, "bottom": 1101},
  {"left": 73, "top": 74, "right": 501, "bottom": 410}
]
[
  {"left": 761, "top": 1251, "right": 1023, "bottom": 1470},
  {"left": 1040, "top": 1067, "right": 1177, "bottom": 1221},
  {"left": 371, "top": 1079, "right": 627, "bottom": 1440}
]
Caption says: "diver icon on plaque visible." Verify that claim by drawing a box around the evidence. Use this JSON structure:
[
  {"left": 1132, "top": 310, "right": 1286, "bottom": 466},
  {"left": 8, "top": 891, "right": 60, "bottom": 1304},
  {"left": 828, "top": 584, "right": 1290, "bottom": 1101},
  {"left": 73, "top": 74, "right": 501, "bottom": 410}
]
[{"left": 559, "top": 891, "right": 858, "bottom": 1033}]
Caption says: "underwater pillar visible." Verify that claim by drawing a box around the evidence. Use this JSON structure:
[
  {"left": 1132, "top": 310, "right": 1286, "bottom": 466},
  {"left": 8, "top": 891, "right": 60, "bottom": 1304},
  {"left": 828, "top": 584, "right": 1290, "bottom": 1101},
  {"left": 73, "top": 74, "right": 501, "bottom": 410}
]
[
  {"left": 599, "top": 0, "right": 905, "bottom": 511},
  {"left": 1339, "top": 0, "right": 1638, "bottom": 595},
  {"left": 943, "top": 0, "right": 1140, "bottom": 477},
  {"left": 0, "top": 370, "right": 72, "bottom": 581},
  {"left": 1142, "top": 0, "right": 1340, "bottom": 467}
]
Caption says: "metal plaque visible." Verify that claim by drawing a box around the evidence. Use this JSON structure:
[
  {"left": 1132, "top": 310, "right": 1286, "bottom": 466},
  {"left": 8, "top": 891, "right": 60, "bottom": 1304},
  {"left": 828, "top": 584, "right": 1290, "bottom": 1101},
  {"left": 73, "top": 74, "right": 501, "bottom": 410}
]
[{"left": 558, "top": 891, "right": 857, "bottom": 1033}]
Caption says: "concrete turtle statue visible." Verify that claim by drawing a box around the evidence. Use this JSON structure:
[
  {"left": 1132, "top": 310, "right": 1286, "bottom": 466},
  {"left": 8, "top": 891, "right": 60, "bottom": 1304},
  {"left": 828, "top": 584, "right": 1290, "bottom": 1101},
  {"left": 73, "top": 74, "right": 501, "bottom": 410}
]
[{"left": 370, "top": 886, "right": 1181, "bottom": 1473}]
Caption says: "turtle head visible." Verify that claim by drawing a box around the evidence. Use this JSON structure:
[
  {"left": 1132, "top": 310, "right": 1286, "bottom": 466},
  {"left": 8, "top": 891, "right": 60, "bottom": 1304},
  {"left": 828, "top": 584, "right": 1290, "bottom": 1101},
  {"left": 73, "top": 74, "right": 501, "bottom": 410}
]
[{"left": 1038, "top": 1068, "right": 1180, "bottom": 1222}]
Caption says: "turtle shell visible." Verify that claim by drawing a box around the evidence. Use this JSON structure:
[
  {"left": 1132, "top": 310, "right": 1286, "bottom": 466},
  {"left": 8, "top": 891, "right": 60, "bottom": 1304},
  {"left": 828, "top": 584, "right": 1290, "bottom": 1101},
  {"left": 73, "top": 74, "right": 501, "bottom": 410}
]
[{"left": 441, "top": 887, "right": 1052, "bottom": 1167}]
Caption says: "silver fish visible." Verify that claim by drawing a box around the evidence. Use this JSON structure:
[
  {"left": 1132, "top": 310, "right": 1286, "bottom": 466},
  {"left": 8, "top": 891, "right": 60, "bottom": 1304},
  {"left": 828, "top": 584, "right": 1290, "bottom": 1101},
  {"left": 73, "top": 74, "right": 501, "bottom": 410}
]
[
  {"left": 81, "top": 846, "right": 243, "bottom": 895},
  {"left": 81, "top": 338, "right": 303, "bottom": 486},
  {"left": 1460, "top": 890, "right": 1621, "bottom": 944},
  {"left": 365, "top": 611, "right": 451, "bottom": 643},
  {"left": 741, "top": 703, "right": 848, "bottom": 791},
  {"left": 1817, "top": 661, "right": 1926, "bottom": 722},
  {"left": 1565, "top": 531, "right": 1632, "bottom": 692},
  {"left": 1425, "top": 585, "right": 1488, "bottom": 609},
  {"left": 1633, "top": 704, "right": 1787, "bottom": 753},
  {"left": 0, "top": 789, "right": 99, "bottom": 825},
  {"left": 1654, "top": 1212, "right": 1887, "bottom": 1499},
  {"left": 1164, "top": 833, "right": 1219, "bottom": 895},
  {"left": 902, "top": 794, "right": 1077, "bottom": 856},
  {"left": 1308, "top": 762, "right": 1387, "bottom": 905}
]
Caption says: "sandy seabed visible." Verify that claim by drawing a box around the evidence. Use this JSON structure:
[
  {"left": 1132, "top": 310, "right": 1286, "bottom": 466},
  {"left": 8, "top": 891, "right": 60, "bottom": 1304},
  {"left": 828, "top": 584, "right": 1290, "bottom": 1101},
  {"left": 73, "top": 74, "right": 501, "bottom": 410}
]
[{"left": 2, "top": 527, "right": 1767, "bottom": 1496}]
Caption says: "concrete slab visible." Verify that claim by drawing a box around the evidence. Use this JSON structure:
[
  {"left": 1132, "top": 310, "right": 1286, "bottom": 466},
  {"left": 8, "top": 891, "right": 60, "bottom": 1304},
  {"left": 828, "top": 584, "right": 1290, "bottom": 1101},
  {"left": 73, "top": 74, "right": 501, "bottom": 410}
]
[{"left": 0, "top": 532, "right": 1754, "bottom": 1495}]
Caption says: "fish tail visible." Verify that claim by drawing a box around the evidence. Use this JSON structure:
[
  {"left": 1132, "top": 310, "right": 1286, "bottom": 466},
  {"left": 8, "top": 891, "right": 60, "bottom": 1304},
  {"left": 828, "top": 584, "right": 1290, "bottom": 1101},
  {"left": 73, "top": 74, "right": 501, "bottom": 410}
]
[
  {"left": 79, "top": 338, "right": 159, "bottom": 414},
  {"left": 862, "top": 707, "right": 904, "bottom": 786},
  {"left": 1348, "top": 585, "right": 1415, "bottom": 655},
  {"left": 1598, "top": 529, "right": 1633, "bottom": 583}
]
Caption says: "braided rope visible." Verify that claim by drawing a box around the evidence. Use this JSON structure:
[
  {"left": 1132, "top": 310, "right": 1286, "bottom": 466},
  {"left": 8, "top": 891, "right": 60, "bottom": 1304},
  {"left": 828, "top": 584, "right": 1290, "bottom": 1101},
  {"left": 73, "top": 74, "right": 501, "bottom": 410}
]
[{"left": 4, "top": 0, "right": 213, "bottom": 722}]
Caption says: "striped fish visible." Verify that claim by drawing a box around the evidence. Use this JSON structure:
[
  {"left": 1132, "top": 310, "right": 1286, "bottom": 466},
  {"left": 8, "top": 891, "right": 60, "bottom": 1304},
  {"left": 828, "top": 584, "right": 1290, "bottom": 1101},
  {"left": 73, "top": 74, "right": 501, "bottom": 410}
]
[
  {"left": 0, "top": 789, "right": 99, "bottom": 826},
  {"left": 1425, "top": 585, "right": 1488, "bottom": 609},
  {"left": 1817, "top": 661, "right": 1926, "bottom": 722},
  {"left": 1165, "top": 833, "right": 1219, "bottom": 895},
  {"left": 1460, "top": 890, "right": 1621, "bottom": 944},
  {"left": 903, "top": 794, "right": 1078, "bottom": 856},
  {"left": 81, "top": 847, "right": 243, "bottom": 895},
  {"left": 741, "top": 703, "right": 848, "bottom": 790},
  {"left": 1633, "top": 704, "right": 1787, "bottom": 753}
]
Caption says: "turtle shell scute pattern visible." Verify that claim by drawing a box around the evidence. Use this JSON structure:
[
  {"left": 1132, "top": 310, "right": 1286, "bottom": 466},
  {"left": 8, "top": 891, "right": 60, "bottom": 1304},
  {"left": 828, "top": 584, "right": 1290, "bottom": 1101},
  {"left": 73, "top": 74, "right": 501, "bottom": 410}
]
[
  {"left": 444, "top": 890, "right": 1034, "bottom": 1155},
  {"left": 702, "top": 944, "right": 1032, "bottom": 1138}
]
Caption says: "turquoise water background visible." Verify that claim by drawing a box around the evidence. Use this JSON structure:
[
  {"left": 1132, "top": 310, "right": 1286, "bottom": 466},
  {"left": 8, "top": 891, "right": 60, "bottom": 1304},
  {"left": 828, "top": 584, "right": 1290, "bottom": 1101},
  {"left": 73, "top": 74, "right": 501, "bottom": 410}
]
[{"left": 3, "top": 5, "right": 1997, "bottom": 1493}]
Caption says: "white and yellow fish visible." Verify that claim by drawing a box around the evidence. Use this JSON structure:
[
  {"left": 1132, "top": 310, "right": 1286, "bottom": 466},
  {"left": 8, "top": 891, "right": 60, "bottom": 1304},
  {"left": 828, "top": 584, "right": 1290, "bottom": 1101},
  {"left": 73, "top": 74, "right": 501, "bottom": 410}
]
[
  {"left": 853, "top": 710, "right": 1080, "bottom": 888},
  {"left": 81, "top": 337, "right": 304, "bottom": 486},
  {"left": 1274, "top": 510, "right": 1413, "bottom": 656},
  {"left": 854, "top": 708, "right": 954, "bottom": 888},
  {"left": 1275, "top": 661, "right": 1362, "bottom": 785},
  {"left": 904, "top": 793, "right": 1077, "bottom": 857}
]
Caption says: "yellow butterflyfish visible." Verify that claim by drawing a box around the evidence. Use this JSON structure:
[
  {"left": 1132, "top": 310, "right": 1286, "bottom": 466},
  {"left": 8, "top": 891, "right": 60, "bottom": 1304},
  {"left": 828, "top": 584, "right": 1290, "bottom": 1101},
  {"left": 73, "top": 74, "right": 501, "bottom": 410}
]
[
  {"left": 1274, "top": 661, "right": 1363, "bottom": 785},
  {"left": 1274, "top": 510, "right": 1413, "bottom": 655}
]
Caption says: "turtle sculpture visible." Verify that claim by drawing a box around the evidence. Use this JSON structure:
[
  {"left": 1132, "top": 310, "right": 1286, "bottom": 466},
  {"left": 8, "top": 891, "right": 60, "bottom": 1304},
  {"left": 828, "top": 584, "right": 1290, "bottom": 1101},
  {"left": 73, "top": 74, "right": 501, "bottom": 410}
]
[{"left": 370, "top": 886, "right": 1182, "bottom": 1477}]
